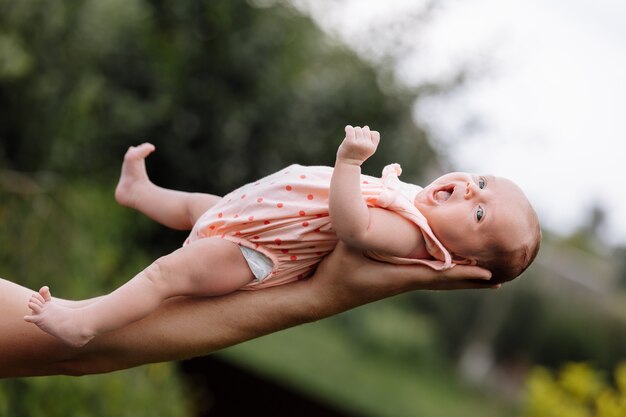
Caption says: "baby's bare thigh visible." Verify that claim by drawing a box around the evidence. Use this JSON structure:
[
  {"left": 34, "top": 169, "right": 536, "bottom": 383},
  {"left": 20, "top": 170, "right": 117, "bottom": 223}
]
[{"left": 172, "top": 238, "right": 255, "bottom": 296}]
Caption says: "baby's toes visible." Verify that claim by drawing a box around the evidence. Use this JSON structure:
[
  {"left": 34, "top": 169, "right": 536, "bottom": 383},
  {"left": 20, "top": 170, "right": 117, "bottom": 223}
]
[
  {"left": 28, "top": 300, "right": 43, "bottom": 314},
  {"left": 31, "top": 292, "right": 46, "bottom": 304},
  {"left": 124, "top": 146, "right": 141, "bottom": 160},
  {"left": 125, "top": 143, "right": 154, "bottom": 160},
  {"left": 39, "top": 286, "right": 52, "bottom": 302},
  {"left": 137, "top": 142, "right": 155, "bottom": 155},
  {"left": 29, "top": 295, "right": 44, "bottom": 307}
]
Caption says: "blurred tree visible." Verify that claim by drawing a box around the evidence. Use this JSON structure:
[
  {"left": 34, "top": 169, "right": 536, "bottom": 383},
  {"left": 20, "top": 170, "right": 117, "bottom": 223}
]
[
  {"left": 613, "top": 246, "right": 626, "bottom": 289},
  {"left": 0, "top": 0, "right": 442, "bottom": 414},
  {"left": 1, "top": 0, "right": 439, "bottom": 255},
  {"left": 5, "top": 0, "right": 622, "bottom": 413},
  {"left": 0, "top": 0, "right": 436, "bottom": 181},
  {"left": 561, "top": 205, "right": 608, "bottom": 254}
]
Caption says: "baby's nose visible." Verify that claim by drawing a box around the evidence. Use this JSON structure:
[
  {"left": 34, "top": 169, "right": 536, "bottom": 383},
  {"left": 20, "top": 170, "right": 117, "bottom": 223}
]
[{"left": 464, "top": 182, "right": 477, "bottom": 199}]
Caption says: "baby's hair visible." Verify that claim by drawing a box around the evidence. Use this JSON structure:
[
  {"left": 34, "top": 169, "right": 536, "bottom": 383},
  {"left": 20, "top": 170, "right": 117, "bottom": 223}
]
[{"left": 481, "top": 205, "right": 542, "bottom": 285}]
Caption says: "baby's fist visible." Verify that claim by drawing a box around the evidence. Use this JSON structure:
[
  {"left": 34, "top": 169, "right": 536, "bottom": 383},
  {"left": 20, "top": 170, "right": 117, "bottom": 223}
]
[{"left": 336, "top": 125, "right": 380, "bottom": 166}]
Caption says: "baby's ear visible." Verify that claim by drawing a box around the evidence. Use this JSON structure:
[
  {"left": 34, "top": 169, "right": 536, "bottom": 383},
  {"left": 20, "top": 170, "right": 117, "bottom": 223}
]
[{"left": 451, "top": 254, "right": 477, "bottom": 266}]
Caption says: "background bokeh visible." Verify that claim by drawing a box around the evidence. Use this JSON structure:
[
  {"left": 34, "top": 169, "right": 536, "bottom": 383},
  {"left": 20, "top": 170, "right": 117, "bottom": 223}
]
[{"left": 1, "top": 0, "right": 625, "bottom": 416}]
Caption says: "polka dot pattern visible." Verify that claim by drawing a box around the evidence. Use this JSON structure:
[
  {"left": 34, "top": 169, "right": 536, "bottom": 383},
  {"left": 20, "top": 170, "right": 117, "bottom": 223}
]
[
  {"left": 183, "top": 163, "right": 447, "bottom": 291},
  {"left": 185, "top": 165, "right": 346, "bottom": 289}
]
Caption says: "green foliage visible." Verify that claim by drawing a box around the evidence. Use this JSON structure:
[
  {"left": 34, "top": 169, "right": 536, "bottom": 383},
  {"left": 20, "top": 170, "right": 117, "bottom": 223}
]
[
  {"left": 1, "top": 0, "right": 437, "bottom": 255},
  {"left": 222, "top": 310, "right": 516, "bottom": 417},
  {"left": 520, "top": 362, "right": 626, "bottom": 417},
  {"left": 0, "top": 0, "right": 443, "bottom": 414},
  {"left": 0, "top": 0, "right": 434, "bottom": 185},
  {"left": 405, "top": 259, "right": 626, "bottom": 373},
  {"left": 0, "top": 171, "right": 186, "bottom": 417},
  {"left": 488, "top": 284, "right": 626, "bottom": 370},
  {"left": 0, "top": 32, "right": 33, "bottom": 80},
  {"left": 0, "top": 364, "right": 191, "bottom": 417},
  {"left": 334, "top": 297, "right": 443, "bottom": 364},
  {"left": 613, "top": 246, "right": 626, "bottom": 289},
  {"left": 4, "top": 0, "right": 622, "bottom": 414},
  {"left": 0, "top": 175, "right": 151, "bottom": 296}
]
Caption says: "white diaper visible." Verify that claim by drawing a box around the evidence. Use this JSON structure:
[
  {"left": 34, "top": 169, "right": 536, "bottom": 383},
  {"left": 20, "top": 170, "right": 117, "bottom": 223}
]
[{"left": 239, "top": 245, "right": 273, "bottom": 281}]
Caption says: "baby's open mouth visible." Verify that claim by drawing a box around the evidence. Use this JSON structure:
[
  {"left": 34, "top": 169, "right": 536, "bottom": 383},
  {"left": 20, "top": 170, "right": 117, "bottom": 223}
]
[{"left": 434, "top": 185, "right": 454, "bottom": 203}]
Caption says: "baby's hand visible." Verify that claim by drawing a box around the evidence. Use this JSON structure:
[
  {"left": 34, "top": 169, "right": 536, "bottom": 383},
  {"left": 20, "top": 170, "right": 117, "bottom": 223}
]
[{"left": 336, "top": 125, "right": 380, "bottom": 166}]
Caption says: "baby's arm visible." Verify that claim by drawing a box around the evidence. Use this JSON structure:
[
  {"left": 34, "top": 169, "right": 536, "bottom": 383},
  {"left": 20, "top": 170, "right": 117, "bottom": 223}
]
[
  {"left": 330, "top": 125, "right": 378, "bottom": 241},
  {"left": 330, "top": 126, "right": 425, "bottom": 258}
]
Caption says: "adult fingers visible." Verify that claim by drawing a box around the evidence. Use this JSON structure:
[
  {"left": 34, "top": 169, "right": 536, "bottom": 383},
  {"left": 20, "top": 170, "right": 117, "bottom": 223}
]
[
  {"left": 422, "top": 280, "right": 500, "bottom": 291},
  {"left": 440, "top": 265, "right": 492, "bottom": 281},
  {"left": 390, "top": 263, "right": 491, "bottom": 286}
]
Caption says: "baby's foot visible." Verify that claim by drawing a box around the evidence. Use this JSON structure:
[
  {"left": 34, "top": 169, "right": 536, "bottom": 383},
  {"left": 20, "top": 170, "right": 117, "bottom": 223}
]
[
  {"left": 24, "top": 286, "right": 95, "bottom": 348},
  {"left": 115, "top": 143, "right": 156, "bottom": 209}
]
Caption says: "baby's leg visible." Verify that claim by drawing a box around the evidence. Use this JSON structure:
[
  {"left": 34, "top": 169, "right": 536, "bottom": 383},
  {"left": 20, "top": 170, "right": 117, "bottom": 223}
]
[
  {"left": 55, "top": 294, "right": 105, "bottom": 309},
  {"left": 115, "top": 143, "right": 222, "bottom": 230},
  {"left": 24, "top": 238, "right": 255, "bottom": 347}
]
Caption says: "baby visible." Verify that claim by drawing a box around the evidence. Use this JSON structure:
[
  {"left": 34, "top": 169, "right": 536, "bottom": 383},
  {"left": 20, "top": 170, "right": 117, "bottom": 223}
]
[{"left": 24, "top": 126, "right": 541, "bottom": 347}]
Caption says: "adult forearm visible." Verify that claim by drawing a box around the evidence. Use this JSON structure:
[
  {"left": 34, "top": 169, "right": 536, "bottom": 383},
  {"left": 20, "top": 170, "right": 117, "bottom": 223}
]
[
  {"left": 0, "top": 277, "right": 314, "bottom": 378},
  {"left": 45, "top": 282, "right": 320, "bottom": 376},
  {"left": 0, "top": 243, "right": 493, "bottom": 378}
]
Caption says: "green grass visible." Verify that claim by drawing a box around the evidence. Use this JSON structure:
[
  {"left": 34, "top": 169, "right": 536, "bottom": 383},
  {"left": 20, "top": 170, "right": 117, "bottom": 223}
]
[{"left": 219, "top": 304, "right": 517, "bottom": 417}]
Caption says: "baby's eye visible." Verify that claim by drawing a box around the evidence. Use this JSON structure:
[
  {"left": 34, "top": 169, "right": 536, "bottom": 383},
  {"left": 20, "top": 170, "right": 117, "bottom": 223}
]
[
  {"left": 476, "top": 206, "right": 484, "bottom": 222},
  {"left": 478, "top": 177, "right": 486, "bottom": 189}
]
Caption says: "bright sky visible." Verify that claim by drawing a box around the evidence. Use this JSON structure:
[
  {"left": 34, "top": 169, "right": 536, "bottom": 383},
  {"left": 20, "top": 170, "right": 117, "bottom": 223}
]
[{"left": 292, "top": 0, "right": 626, "bottom": 245}]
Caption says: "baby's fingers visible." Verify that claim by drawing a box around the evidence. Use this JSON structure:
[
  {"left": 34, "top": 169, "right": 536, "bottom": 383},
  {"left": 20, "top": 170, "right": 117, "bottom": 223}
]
[
  {"left": 353, "top": 126, "right": 364, "bottom": 140},
  {"left": 370, "top": 130, "right": 380, "bottom": 146},
  {"left": 361, "top": 126, "right": 379, "bottom": 146},
  {"left": 344, "top": 125, "right": 355, "bottom": 140}
]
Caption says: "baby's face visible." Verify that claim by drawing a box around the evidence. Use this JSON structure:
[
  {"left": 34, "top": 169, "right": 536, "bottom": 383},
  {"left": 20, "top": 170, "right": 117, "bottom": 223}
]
[{"left": 414, "top": 172, "right": 534, "bottom": 263}]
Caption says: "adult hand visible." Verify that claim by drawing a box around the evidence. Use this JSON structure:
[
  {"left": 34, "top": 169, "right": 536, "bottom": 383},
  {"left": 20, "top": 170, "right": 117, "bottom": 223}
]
[{"left": 308, "top": 241, "right": 494, "bottom": 317}]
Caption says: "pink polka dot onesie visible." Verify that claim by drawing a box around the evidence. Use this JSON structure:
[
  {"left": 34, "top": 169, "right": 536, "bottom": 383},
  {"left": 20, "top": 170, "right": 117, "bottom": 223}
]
[{"left": 185, "top": 163, "right": 454, "bottom": 290}]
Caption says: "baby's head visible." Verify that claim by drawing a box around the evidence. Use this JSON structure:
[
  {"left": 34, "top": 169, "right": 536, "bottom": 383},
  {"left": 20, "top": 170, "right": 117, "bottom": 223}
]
[{"left": 414, "top": 172, "right": 541, "bottom": 284}]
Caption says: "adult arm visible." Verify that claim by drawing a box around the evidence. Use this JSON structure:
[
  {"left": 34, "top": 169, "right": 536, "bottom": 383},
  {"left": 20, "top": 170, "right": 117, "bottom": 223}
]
[{"left": 0, "top": 242, "right": 492, "bottom": 378}]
